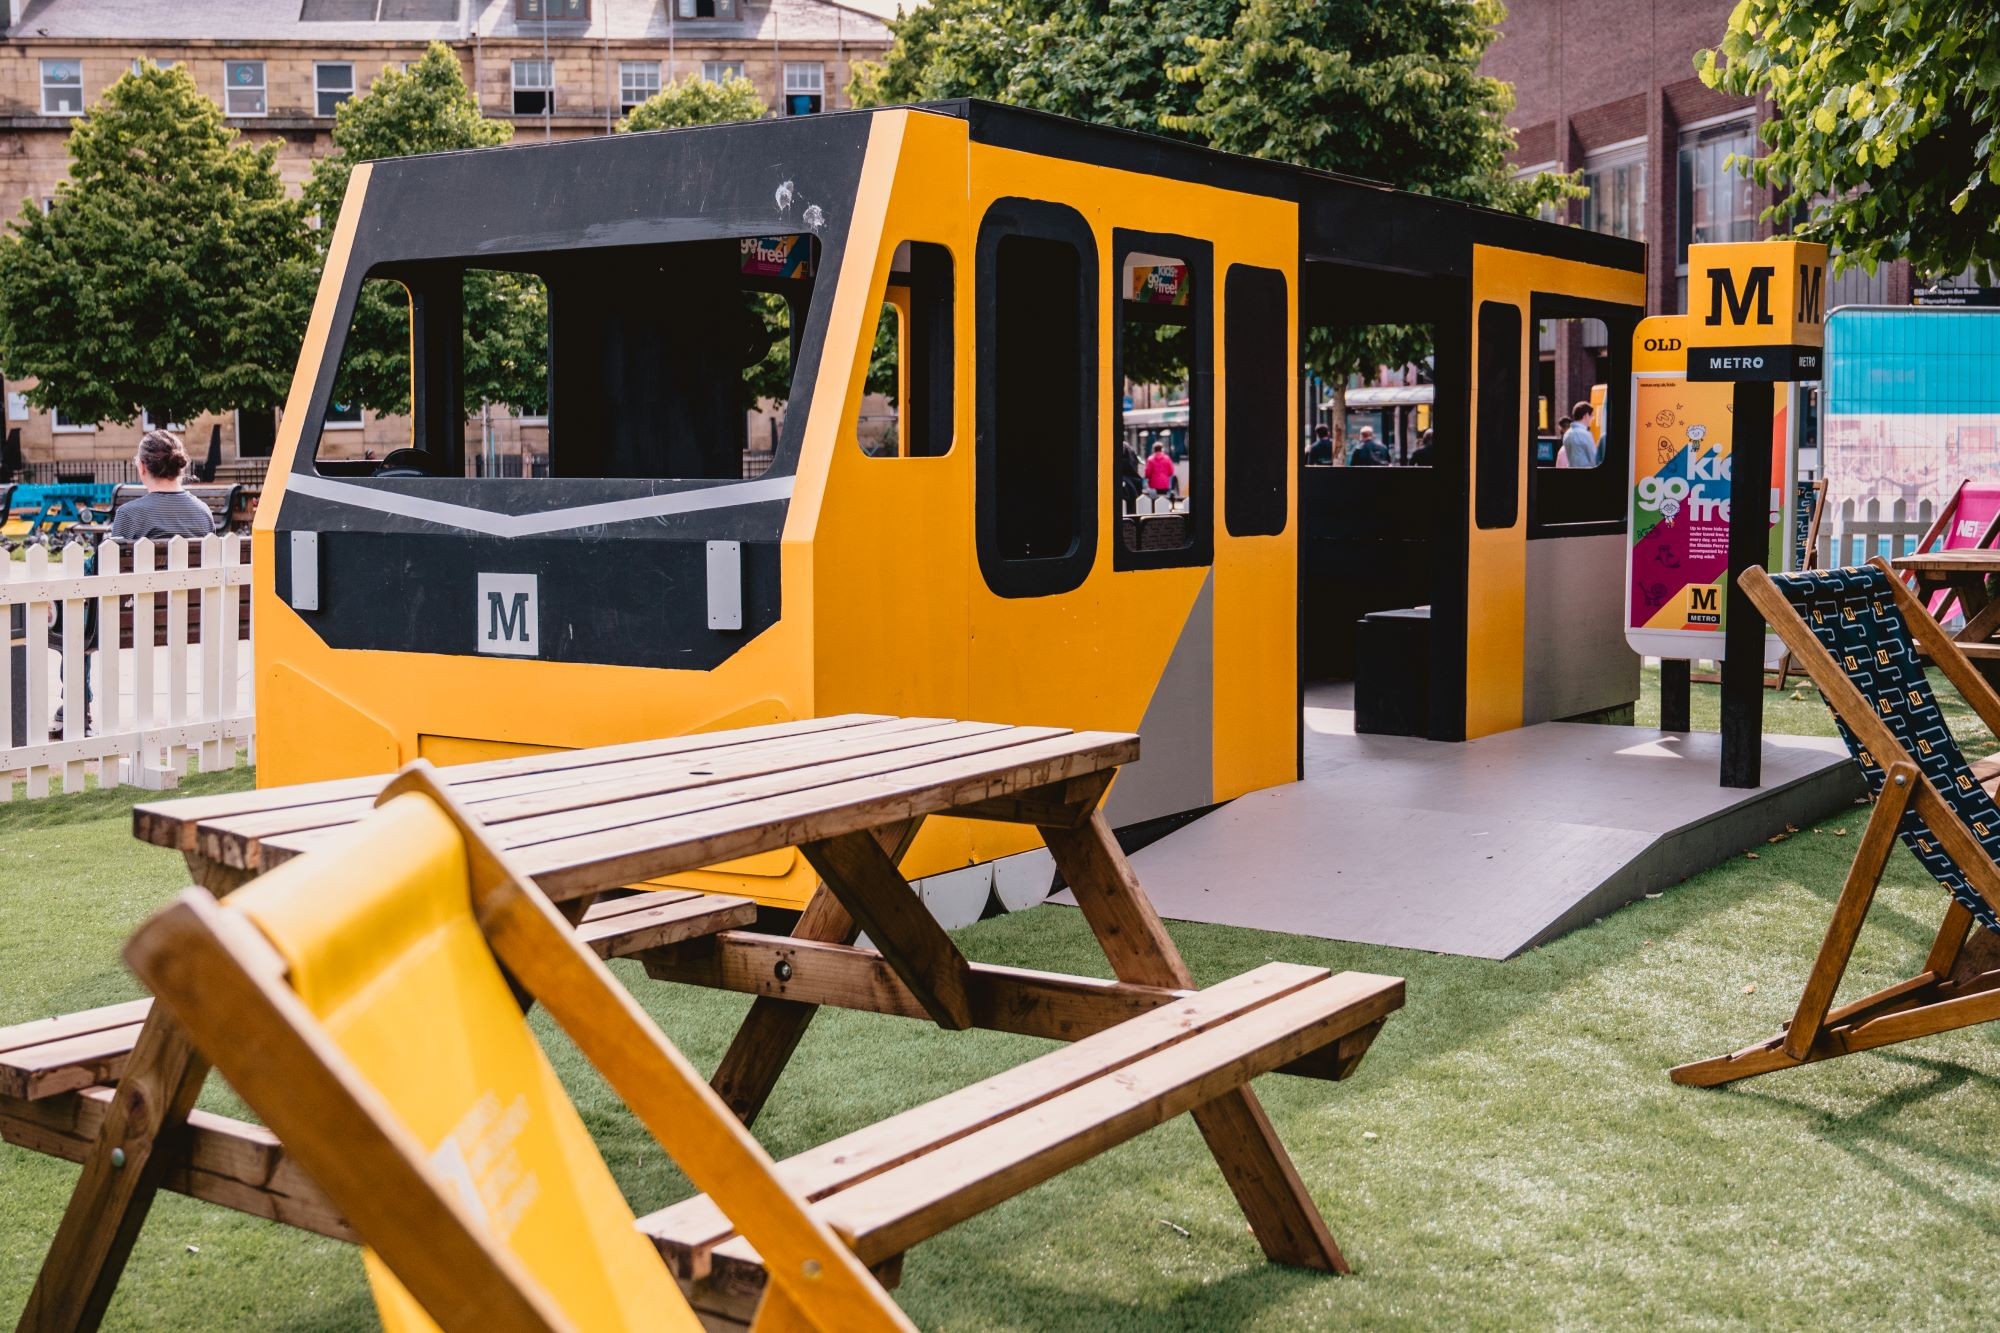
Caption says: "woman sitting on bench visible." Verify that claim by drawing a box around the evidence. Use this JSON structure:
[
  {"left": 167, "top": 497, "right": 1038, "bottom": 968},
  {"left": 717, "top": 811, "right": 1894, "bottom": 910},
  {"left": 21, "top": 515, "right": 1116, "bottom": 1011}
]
[{"left": 110, "top": 430, "right": 217, "bottom": 542}]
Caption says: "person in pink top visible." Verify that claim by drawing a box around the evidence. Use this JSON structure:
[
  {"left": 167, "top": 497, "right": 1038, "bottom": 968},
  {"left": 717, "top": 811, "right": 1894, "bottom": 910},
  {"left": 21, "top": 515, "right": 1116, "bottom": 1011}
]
[{"left": 1144, "top": 441, "right": 1178, "bottom": 499}]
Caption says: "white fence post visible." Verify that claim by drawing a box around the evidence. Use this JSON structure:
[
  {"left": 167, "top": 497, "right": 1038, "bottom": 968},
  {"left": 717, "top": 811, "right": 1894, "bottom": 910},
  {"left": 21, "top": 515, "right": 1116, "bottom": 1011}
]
[{"left": 0, "top": 533, "right": 255, "bottom": 801}]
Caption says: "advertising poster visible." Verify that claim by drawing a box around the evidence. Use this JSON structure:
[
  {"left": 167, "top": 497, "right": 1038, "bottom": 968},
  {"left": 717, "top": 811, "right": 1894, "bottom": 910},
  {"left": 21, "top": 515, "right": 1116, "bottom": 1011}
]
[
  {"left": 739, "top": 234, "right": 814, "bottom": 280},
  {"left": 1625, "top": 372, "right": 1788, "bottom": 663}
]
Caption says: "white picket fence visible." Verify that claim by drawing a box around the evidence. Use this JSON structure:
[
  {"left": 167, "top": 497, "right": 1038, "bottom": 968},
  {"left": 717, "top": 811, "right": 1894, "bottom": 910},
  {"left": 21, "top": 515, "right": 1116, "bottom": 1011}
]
[{"left": 0, "top": 535, "right": 253, "bottom": 798}]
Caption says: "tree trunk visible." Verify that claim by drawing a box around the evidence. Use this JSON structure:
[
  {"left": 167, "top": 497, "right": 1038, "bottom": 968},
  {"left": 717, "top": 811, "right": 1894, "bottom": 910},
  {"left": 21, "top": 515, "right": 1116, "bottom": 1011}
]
[{"left": 1330, "top": 382, "right": 1348, "bottom": 465}]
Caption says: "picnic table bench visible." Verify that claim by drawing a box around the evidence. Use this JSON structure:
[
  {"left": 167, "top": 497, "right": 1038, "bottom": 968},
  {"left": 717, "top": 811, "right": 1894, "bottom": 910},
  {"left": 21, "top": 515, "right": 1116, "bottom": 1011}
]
[{"left": 6, "top": 714, "right": 1403, "bottom": 1329}]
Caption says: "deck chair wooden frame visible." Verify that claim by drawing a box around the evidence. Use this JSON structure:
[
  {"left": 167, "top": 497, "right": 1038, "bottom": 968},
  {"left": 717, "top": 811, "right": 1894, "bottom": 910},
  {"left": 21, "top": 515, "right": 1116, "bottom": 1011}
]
[
  {"left": 1905, "top": 478, "right": 2000, "bottom": 623},
  {"left": 74, "top": 762, "right": 911, "bottom": 1333},
  {"left": 1672, "top": 557, "right": 2000, "bottom": 1087}
]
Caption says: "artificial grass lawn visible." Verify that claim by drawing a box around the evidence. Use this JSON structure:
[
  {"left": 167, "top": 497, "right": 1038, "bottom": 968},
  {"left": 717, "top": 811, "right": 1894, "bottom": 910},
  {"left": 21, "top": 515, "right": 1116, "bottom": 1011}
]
[{"left": 5, "top": 680, "right": 2000, "bottom": 1329}]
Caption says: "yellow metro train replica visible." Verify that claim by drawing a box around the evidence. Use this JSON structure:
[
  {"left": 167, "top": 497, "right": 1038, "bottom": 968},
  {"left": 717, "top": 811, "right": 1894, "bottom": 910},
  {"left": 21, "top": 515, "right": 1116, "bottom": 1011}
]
[{"left": 257, "top": 101, "right": 1647, "bottom": 908}]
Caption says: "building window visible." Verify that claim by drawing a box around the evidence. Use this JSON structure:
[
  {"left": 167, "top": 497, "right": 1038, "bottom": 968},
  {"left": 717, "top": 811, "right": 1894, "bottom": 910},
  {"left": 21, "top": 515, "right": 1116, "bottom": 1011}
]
[
  {"left": 678, "top": 0, "right": 737, "bottom": 16},
  {"left": 1580, "top": 140, "right": 1646, "bottom": 243},
  {"left": 1514, "top": 161, "right": 1560, "bottom": 223},
  {"left": 702, "top": 61, "right": 745, "bottom": 83},
  {"left": 512, "top": 60, "right": 553, "bottom": 115},
  {"left": 619, "top": 61, "right": 660, "bottom": 108},
  {"left": 783, "top": 63, "right": 823, "bottom": 116},
  {"left": 517, "top": 0, "right": 588, "bottom": 17},
  {"left": 315, "top": 62, "right": 355, "bottom": 117},
  {"left": 1223, "top": 264, "right": 1289, "bottom": 539},
  {"left": 139, "top": 411, "right": 185, "bottom": 433},
  {"left": 1676, "top": 115, "right": 1757, "bottom": 301},
  {"left": 324, "top": 399, "right": 364, "bottom": 430},
  {"left": 51, "top": 409, "right": 94, "bottom": 434},
  {"left": 41, "top": 59, "right": 83, "bottom": 116},
  {"left": 975, "top": 198, "right": 1098, "bottom": 597},
  {"left": 223, "top": 61, "right": 266, "bottom": 116}
]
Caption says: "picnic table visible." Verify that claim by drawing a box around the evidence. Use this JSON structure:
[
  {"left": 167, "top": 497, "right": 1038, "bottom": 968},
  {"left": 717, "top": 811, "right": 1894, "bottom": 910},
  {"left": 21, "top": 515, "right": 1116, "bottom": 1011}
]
[
  {"left": 7, "top": 483, "right": 117, "bottom": 535},
  {"left": 9, "top": 714, "right": 1400, "bottom": 1326},
  {"left": 1890, "top": 550, "right": 2000, "bottom": 672}
]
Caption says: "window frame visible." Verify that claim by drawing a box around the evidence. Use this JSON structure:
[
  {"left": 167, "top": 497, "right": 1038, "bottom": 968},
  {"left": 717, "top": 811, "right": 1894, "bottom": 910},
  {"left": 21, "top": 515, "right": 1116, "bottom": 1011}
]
[
  {"left": 314, "top": 61, "right": 356, "bottom": 118},
  {"left": 678, "top": 0, "right": 738, "bottom": 16},
  {"left": 511, "top": 59, "right": 554, "bottom": 116},
  {"left": 974, "top": 197, "right": 1099, "bottom": 599},
  {"left": 516, "top": 0, "right": 589, "bottom": 18},
  {"left": 1527, "top": 293, "right": 1640, "bottom": 538},
  {"left": 862, "top": 240, "right": 956, "bottom": 461},
  {"left": 619, "top": 60, "right": 660, "bottom": 109},
  {"left": 1111, "top": 229, "right": 1214, "bottom": 572},
  {"left": 40, "top": 59, "right": 83, "bottom": 117},
  {"left": 1473, "top": 300, "right": 1524, "bottom": 532},
  {"left": 1222, "top": 263, "right": 1291, "bottom": 539},
  {"left": 50, "top": 408, "right": 95, "bottom": 434},
  {"left": 701, "top": 61, "right": 745, "bottom": 83},
  {"left": 223, "top": 60, "right": 268, "bottom": 118},
  {"left": 1675, "top": 112, "right": 1758, "bottom": 285},
  {"left": 782, "top": 62, "right": 823, "bottom": 116},
  {"left": 1579, "top": 137, "right": 1647, "bottom": 243}
]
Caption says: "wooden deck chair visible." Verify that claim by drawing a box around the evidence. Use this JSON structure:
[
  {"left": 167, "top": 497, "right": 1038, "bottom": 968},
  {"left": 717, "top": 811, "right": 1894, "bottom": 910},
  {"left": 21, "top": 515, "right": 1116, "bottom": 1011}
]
[
  {"left": 120, "top": 761, "right": 911, "bottom": 1332},
  {"left": 1906, "top": 479, "right": 2000, "bottom": 621},
  {"left": 1672, "top": 558, "right": 2000, "bottom": 1087}
]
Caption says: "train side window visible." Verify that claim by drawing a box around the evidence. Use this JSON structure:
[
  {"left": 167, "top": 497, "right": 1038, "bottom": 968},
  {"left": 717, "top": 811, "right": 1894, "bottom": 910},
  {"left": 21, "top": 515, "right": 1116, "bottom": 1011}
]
[
  {"left": 1533, "top": 315, "right": 1610, "bottom": 469},
  {"left": 861, "top": 241, "right": 954, "bottom": 458},
  {"left": 1474, "top": 301, "right": 1523, "bottom": 531},
  {"left": 315, "top": 277, "right": 413, "bottom": 471},
  {"left": 975, "top": 198, "right": 1098, "bottom": 598},
  {"left": 1223, "top": 264, "right": 1288, "bottom": 538},
  {"left": 1113, "top": 231, "right": 1213, "bottom": 570},
  {"left": 1528, "top": 295, "right": 1638, "bottom": 535}
]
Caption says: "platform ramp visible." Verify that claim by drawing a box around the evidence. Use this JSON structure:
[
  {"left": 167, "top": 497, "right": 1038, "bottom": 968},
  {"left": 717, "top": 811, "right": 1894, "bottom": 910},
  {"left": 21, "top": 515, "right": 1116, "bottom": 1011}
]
[{"left": 1083, "top": 697, "right": 1861, "bottom": 960}]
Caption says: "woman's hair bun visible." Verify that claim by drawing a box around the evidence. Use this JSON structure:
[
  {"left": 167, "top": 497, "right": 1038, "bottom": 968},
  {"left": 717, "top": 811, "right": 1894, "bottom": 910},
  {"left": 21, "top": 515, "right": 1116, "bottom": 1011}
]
[{"left": 136, "top": 429, "right": 189, "bottom": 479}]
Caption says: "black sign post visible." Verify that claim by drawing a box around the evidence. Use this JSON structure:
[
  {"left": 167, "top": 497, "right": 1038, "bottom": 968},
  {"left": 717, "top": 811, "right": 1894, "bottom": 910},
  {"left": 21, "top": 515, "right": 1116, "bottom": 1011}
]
[{"left": 1718, "top": 379, "right": 1775, "bottom": 788}]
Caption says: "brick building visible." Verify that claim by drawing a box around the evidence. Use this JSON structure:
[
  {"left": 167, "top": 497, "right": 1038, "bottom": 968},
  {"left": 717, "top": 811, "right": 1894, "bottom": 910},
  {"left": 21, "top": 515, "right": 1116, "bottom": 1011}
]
[
  {"left": 0, "top": 0, "right": 894, "bottom": 480},
  {"left": 1483, "top": 0, "right": 1909, "bottom": 426}
]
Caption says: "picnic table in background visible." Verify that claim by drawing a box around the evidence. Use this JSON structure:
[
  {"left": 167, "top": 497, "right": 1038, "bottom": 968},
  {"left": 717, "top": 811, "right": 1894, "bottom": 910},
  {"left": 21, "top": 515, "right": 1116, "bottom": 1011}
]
[
  {"left": 5, "top": 483, "right": 117, "bottom": 536},
  {"left": 8, "top": 714, "right": 1403, "bottom": 1327},
  {"left": 1890, "top": 549, "right": 2000, "bottom": 681}
]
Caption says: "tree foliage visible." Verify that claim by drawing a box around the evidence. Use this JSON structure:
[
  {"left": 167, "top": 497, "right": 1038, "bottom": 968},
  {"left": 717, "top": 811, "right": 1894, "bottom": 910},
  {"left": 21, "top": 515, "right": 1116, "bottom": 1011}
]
[
  {"left": 0, "top": 63, "right": 314, "bottom": 426},
  {"left": 1698, "top": 0, "right": 2000, "bottom": 282},
  {"left": 617, "top": 72, "right": 768, "bottom": 132},
  {"left": 305, "top": 43, "right": 546, "bottom": 416},
  {"left": 852, "top": 0, "right": 1576, "bottom": 414}
]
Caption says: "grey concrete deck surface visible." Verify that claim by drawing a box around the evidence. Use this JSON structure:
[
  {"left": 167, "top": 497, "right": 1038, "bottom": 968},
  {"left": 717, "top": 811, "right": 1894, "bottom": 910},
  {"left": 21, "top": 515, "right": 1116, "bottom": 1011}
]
[{"left": 1080, "top": 683, "right": 1862, "bottom": 960}]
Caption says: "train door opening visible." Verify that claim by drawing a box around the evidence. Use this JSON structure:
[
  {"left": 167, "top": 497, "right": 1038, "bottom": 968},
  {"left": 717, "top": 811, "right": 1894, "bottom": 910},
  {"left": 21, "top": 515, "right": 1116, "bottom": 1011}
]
[{"left": 1296, "top": 262, "right": 1466, "bottom": 739}]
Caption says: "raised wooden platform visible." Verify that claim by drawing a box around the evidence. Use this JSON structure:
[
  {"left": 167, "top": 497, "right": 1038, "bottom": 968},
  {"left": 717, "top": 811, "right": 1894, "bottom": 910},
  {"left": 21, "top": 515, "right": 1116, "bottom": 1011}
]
[{"left": 1074, "top": 685, "right": 1863, "bottom": 960}]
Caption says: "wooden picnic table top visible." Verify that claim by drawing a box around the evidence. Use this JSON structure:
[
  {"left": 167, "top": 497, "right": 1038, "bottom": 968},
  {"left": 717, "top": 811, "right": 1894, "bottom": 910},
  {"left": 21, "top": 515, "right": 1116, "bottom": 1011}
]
[
  {"left": 1890, "top": 550, "right": 2000, "bottom": 575},
  {"left": 133, "top": 715, "right": 1139, "bottom": 904}
]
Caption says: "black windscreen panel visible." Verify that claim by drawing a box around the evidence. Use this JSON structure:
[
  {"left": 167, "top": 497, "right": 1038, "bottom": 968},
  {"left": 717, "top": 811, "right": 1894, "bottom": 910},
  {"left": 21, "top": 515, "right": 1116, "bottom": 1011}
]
[
  {"left": 995, "top": 234, "right": 1081, "bottom": 558},
  {"left": 1474, "top": 301, "right": 1523, "bottom": 531},
  {"left": 1224, "top": 264, "right": 1289, "bottom": 537}
]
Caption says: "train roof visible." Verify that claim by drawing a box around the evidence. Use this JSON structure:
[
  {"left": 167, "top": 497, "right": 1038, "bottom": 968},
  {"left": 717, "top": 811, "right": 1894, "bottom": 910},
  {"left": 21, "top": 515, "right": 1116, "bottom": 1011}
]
[{"left": 349, "top": 99, "right": 1644, "bottom": 281}]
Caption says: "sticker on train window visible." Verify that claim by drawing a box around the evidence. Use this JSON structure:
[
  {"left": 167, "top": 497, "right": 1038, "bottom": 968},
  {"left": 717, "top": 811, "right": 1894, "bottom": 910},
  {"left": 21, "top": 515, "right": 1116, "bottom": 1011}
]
[{"left": 477, "top": 573, "right": 539, "bottom": 657}]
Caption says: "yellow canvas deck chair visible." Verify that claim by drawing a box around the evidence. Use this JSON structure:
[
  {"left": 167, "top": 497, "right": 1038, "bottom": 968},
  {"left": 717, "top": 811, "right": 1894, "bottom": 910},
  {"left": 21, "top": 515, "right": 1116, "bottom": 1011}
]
[
  {"left": 1673, "top": 560, "right": 2000, "bottom": 1087},
  {"left": 120, "top": 761, "right": 910, "bottom": 1332}
]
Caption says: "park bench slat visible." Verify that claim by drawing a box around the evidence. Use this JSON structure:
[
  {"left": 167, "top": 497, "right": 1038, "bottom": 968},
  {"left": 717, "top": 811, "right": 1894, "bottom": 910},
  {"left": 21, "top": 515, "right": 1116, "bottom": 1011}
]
[
  {"left": 0, "top": 1024, "right": 149, "bottom": 1101},
  {"left": 772, "top": 970, "right": 1404, "bottom": 1266},
  {"left": 133, "top": 713, "right": 894, "bottom": 849},
  {"left": 0, "top": 1001, "right": 152, "bottom": 1057},
  {"left": 493, "top": 724, "right": 1065, "bottom": 856},
  {"left": 640, "top": 961, "right": 1333, "bottom": 1275},
  {"left": 252, "top": 726, "right": 1125, "bottom": 891},
  {"left": 573, "top": 891, "right": 758, "bottom": 959},
  {"left": 492, "top": 730, "right": 1136, "bottom": 900},
  {"left": 193, "top": 717, "right": 977, "bottom": 869}
]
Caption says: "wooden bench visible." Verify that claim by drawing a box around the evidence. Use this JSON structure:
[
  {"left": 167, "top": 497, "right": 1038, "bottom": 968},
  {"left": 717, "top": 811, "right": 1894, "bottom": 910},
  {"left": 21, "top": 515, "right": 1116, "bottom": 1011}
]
[
  {"left": 88, "top": 483, "right": 259, "bottom": 535},
  {"left": 14, "top": 715, "right": 1403, "bottom": 1330}
]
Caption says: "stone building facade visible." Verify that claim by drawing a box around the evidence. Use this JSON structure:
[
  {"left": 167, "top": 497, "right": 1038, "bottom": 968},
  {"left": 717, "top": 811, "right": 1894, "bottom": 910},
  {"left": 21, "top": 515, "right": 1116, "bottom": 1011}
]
[
  {"left": 1482, "top": 0, "right": 1911, "bottom": 426},
  {"left": 0, "top": 0, "right": 893, "bottom": 479}
]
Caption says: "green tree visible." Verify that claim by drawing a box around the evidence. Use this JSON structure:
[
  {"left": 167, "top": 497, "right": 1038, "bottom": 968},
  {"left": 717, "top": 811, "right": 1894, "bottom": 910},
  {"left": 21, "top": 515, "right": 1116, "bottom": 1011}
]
[
  {"left": 853, "top": 0, "right": 1578, "bottom": 450},
  {"left": 0, "top": 63, "right": 314, "bottom": 427},
  {"left": 1697, "top": 0, "right": 2000, "bottom": 282},
  {"left": 617, "top": 71, "right": 768, "bottom": 132},
  {"left": 305, "top": 43, "right": 547, "bottom": 416}
]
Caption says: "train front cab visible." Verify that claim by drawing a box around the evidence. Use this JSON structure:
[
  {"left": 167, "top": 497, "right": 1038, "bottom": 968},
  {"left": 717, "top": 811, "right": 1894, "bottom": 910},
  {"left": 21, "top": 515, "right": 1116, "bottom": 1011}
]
[
  {"left": 256, "top": 105, "right": 1299, "bottom": 909},
  {"left": 1294, "top": 183, "right": 1647, "bottom": 741}
]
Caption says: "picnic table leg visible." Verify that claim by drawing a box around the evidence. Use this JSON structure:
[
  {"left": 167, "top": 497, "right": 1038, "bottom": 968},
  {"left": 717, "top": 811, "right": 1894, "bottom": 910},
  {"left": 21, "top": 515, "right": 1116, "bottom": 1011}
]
[
  {"left": 16, "top": 850, "right": 254, "bottom": 1331},
  {"left": 710, "top": 818, "right": 923, "bottom": 1125},
  {"left": 17, "top": 1009, "right": 210, "bottom": 1333},
  {"left": 1040, "top": 805, "right": 1349, "bottom": 1274}
]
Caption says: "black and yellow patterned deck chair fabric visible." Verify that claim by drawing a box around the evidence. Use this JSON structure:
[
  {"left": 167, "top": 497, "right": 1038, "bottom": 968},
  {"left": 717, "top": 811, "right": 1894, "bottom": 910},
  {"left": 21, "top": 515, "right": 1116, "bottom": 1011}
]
[
  {"left": 1673, "top": 558, "right": 2000, "bottom": 1086},
  {"left": 122, "top": 762, "right": 910, "bottom": 1332}
]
